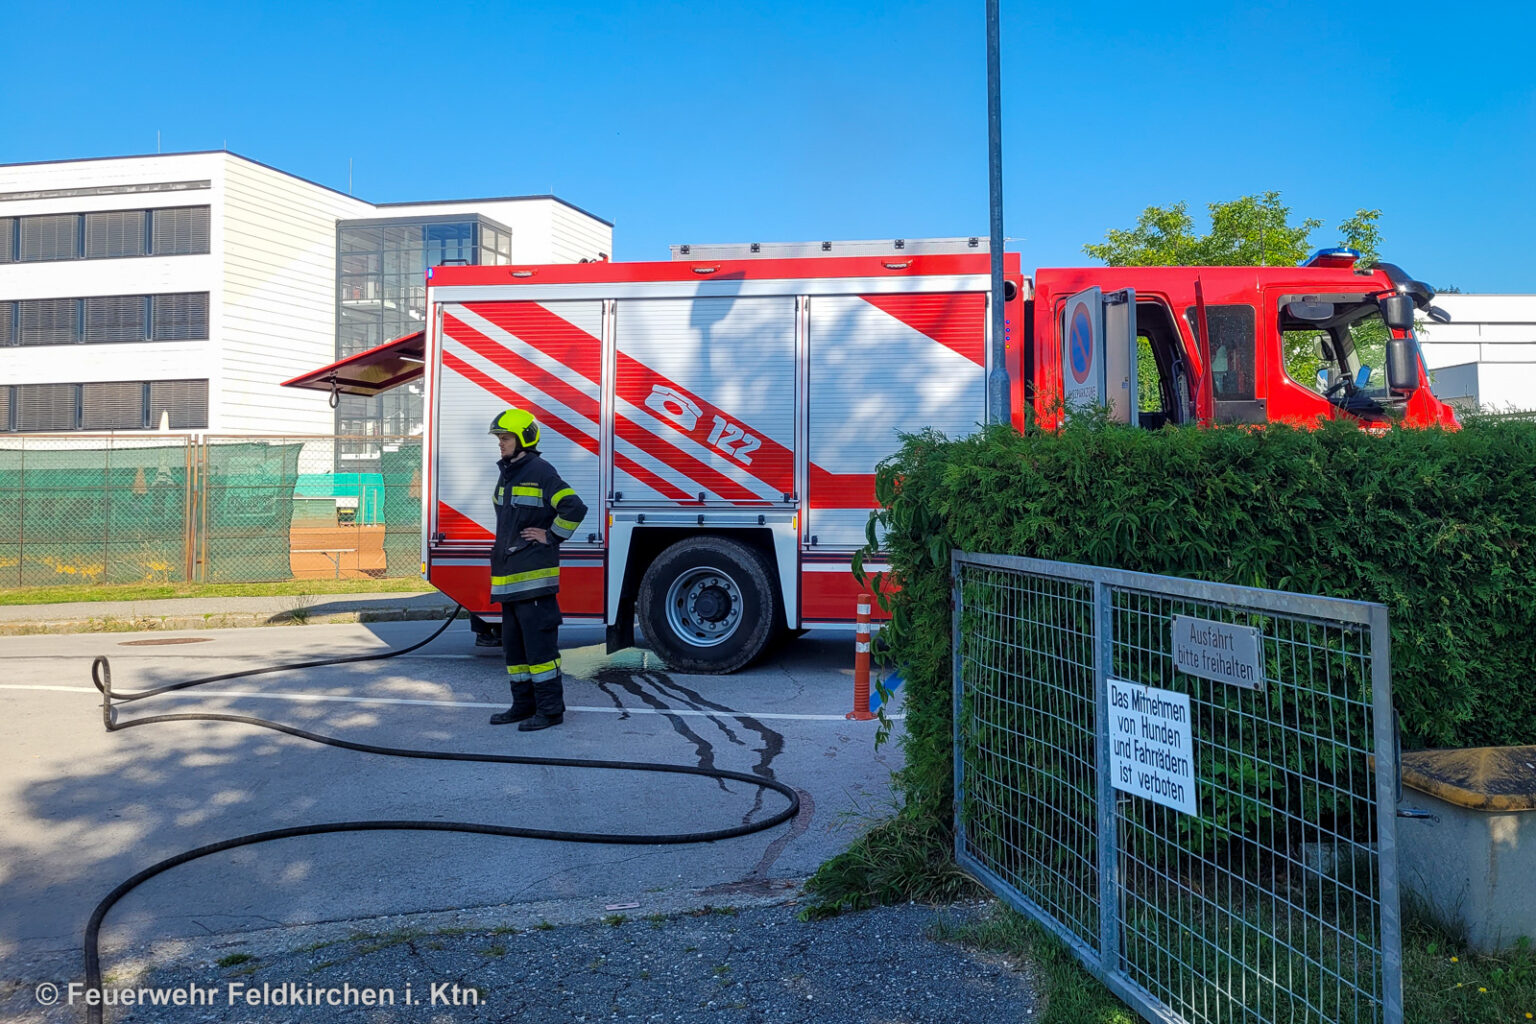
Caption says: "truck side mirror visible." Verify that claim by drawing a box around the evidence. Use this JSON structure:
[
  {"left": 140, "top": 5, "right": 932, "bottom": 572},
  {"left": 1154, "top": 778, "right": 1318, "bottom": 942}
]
[
  {"left": 1380, "top": 294, "right": 1415, "bottom": 331},
  {"left": 1386, "top": 336, "right": 1418, "bottom": 391}
]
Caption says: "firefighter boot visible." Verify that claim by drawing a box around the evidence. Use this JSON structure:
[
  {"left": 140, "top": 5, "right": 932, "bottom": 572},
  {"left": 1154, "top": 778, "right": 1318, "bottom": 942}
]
[
  {"left": 517, "top": 711, "right": 563, "bottom": 731},
  {"left": 489, "top": 705, "right": 536, "bottom": 725}
]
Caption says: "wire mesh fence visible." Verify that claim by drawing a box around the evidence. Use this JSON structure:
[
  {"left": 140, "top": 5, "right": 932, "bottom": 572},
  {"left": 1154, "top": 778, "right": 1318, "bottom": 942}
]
[
  {"left": 953, "top": 552, "right": 1400, "bottom": 1024},
  {"left": 0, "top": 434, "right": 423, "bottom": 588},
  {"left": 0, "top": 435, "right": 195, "bottom": 587}
]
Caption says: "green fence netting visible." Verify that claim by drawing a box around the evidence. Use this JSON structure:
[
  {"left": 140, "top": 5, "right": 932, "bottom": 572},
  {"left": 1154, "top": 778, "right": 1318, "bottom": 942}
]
[
  {"left": 0, "top": 440, "right": 193, "bottom": 587},
  {"left": 0, "top": 436, "right": 427, "bottom": 589},
  {"left": 201, "top": 440, "right": 303, "bottom": 583},
  {"left": 379, "top": 440, "right": 424, "bottom": 578}
]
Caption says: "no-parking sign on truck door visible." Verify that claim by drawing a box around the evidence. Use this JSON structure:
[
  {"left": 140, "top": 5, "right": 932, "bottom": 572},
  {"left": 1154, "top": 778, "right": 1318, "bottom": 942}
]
[{"left": 1062, "top": 287, "right": 1105, "bottom": 410}]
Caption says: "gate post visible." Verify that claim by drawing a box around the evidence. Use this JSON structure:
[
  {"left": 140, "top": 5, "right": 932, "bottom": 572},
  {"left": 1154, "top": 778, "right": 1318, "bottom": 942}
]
[
  {"left": 952, "top": 551, "right": 967, "bottom": 859},
  {"left": 1093, "top": 581, "right": 1120, "bottom": 969},
  {"left": 1373, "top": 605, "right": 1404, "bottom": 1022}
]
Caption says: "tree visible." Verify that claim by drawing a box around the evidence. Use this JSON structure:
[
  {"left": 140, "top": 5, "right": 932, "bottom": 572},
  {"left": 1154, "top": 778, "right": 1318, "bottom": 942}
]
[
  {"left": 1085, "top": 194, "right": 1387, "bottom": 395},
  {"left": 1084, "top": 191, "right": 1379, "bottom": 269}
]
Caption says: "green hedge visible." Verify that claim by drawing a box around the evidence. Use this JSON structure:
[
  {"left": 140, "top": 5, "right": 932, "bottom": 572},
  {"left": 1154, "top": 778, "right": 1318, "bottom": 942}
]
[{"left": 817, "top": 416, "right": 1536, "bottom": 906}]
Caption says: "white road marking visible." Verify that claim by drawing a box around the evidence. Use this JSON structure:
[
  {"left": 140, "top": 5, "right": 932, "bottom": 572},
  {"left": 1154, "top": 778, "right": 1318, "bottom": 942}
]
[{"left": 0, "top": 684, "right": 902, "bottom": 722}]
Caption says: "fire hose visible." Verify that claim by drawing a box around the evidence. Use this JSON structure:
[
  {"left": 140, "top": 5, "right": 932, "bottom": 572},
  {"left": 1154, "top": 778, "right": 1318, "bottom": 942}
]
[{"left": 82, "top": 609, "right": 799, "bottom": 1024}]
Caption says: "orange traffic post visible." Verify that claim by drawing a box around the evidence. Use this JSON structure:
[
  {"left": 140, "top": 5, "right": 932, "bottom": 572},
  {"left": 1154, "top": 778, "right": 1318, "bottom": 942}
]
[{"left": 847, "top": 593, "right": 876, "bottom": 721}]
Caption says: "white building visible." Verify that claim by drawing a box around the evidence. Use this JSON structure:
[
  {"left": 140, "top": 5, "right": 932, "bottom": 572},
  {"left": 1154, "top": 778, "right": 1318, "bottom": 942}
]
[
  {"left": 1416, "top": 294, "right": 1536, "bottom": 413},
  {"left": 0, "top": 152, "right": 612, "bottom": 435}
]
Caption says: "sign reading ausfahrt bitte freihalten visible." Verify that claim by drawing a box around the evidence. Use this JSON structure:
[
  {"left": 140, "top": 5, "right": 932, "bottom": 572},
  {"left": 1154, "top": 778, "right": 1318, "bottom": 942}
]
[
  {"left": 1106, "top": 679, "right": 1198, "bottom": 816},
  {"left": 1172, "top": 615, "right": 1264, "bottom": 690}
]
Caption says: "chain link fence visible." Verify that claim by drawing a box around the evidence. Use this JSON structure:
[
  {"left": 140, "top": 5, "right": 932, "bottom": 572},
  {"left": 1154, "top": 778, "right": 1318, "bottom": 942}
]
[
  {"left": 0, "top": 435, "right": 195, "bottom": 587},
  {"left": 953, "top": 552, "right": 1400, "bottom": 1024},
  {"left": 0, "top": 435, "right": 422, "bottom": 588}
]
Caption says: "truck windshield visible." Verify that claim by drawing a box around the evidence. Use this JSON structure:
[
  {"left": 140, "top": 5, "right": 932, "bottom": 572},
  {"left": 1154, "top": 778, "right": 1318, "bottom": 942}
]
[{"left": 1279, "top": 295, "right": 1396, "bottom": 405}]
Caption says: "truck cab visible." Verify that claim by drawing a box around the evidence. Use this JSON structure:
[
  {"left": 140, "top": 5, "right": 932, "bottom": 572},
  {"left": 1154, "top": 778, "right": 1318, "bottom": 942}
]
[{"left": 1028, "top": 252, "right": 1458, "bottom": 431}]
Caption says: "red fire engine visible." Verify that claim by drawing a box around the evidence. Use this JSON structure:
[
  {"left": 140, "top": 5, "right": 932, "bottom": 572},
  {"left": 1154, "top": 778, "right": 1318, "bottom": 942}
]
[{"left": 285, "top": 239, "right": 1456, "bottom": 672}]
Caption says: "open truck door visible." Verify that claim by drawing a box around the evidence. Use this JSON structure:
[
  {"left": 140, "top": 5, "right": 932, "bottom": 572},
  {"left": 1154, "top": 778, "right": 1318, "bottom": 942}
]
[
  {"left": 1060, "top": 286, "right": 1138, "bottom": 425},
  {"left": 1192, "top": 277, "right": 1214, "bottom": 425},
  {"left": 281, "top": 331, "right": 425, "bottom": 403}
]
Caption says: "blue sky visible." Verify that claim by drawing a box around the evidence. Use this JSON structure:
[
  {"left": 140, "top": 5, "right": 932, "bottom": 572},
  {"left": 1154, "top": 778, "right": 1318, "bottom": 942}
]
[{"left": 3, "top": 1, "right": 1532, "bottom": 291}]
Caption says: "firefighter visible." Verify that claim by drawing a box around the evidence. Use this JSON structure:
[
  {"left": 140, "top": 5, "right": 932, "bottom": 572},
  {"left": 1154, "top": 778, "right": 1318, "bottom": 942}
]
[{"left": 486, "top": 408, "right": 587, "bottom": 731}]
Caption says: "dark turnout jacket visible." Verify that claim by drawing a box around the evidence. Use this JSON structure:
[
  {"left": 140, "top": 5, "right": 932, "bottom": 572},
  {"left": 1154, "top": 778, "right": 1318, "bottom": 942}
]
[{"left": 489, "top": 450, "right": 587, "bottom": 602}]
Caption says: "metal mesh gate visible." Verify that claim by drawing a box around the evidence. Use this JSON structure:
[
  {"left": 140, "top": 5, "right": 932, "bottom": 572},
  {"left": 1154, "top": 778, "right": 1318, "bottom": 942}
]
[{"left": 952, "top": 552, "right": 1400, "bottom": 1024}]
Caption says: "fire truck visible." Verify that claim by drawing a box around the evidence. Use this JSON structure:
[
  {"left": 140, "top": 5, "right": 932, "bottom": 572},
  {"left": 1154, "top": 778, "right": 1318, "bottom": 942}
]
[{"left": 285, "top": 239, "right": 1456, "bottom": 672}]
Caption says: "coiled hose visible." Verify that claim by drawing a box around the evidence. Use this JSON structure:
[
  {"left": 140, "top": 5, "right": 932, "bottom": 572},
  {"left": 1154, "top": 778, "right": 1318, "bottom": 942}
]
[{"left": 83, "top": 609, "right": 799, "bottom": 1024}]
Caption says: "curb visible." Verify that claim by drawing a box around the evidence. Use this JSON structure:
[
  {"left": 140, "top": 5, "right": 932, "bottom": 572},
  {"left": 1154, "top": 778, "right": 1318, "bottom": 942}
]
[{"left": 0, "top": 606, "right": 457, "bottom": 637}]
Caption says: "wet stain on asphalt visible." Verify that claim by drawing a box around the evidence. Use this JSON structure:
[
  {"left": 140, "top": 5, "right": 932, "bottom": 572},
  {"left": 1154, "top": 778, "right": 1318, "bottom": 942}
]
[
  {"left": 590, "top": 667, "right": 787, "bottom": 810},
  {"left": 587, "top": 663, "right": 806, "bottom": 878}
]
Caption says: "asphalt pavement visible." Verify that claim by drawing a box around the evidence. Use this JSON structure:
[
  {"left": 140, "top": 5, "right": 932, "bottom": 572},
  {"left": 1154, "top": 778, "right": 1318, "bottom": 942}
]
[{"left": 0, "top": 616, "right": 1037, "bottom": 1022}]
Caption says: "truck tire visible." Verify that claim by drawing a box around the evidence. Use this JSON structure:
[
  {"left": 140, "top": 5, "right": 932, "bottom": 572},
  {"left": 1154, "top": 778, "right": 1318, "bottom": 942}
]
[{"left": 637, "top": 536, "right": 780, "bottom": 674}]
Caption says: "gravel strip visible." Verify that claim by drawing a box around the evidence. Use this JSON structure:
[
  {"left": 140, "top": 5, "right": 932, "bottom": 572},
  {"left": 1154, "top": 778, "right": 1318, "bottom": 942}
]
[{"left": 6, "top": 901, "right": 1039, "bottom": 1024}]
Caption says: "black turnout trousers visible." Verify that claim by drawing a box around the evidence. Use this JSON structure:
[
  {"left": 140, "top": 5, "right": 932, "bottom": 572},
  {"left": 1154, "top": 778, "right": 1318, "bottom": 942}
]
[{"left": 500, "top": 594, "right": 565, "bottom": 717}]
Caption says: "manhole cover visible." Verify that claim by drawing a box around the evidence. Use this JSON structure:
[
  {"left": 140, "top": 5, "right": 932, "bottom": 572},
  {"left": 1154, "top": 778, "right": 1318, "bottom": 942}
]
[{"left": 118, "top": 637, "right": 214, "bottom": 646}]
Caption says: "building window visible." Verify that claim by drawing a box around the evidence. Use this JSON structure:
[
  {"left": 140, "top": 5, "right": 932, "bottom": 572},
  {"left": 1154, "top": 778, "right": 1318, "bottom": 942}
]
[
  {"left": 151, "top": 292, "right": 209, "bottom": 341},
  {"left": 0, "top": 206, "right": 208, "bottom": 263},
  {"left": 0, "top": 379, "right": 208, "bottom": 432},
  {"left": 19, "top": 214, "right": 80, "bottom": 262},
  {"left": 15, "top": 383, "right": 78, "bottom": 431},
  {"left": 85, "top": 210, "right": 148, "bottom": 259},
  {"left": 148, "top": 379, "right": 209, "bottom": 429},
  {"left": 81, "top": 382, "right": 147, "bottom": 430},
  {"left": 480, "top": 225, "right": 512, "bottom": 266},
  {"left": 151, "top": 206, "right": 210, "bottom": 256},
  {"left": 0, "top": 293, "right": 207, "bottom": 345},
  {"left": 335, "top": 215, "right": 509, "bottom": 443},
  {"left": 18, "top": 298, "right": 80, "bottom": 346},
  {"left": 84, "top": 295, "right": 150, "bottom": 344}
]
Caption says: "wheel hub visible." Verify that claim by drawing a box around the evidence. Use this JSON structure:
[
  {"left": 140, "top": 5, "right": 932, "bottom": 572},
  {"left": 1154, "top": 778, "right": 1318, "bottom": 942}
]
[
  {"left": 665, "top": 566, "right": 744, "bottom": 647},
  {"left": 694, "top": 586, "right": 730, "bottom": 622}
]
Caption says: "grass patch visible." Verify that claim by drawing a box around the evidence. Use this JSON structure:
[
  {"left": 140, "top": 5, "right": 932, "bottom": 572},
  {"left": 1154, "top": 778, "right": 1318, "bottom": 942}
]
[
  {"left": 801, "top": 811, "right": 978, "bottom": 920},
  {"left": 351, "top": 928, "right": 426, "bottom": 954},
  {"left": 291, "top": 937, "right": 346, "bottom": 954},
  {"left": 215, "top": 952, "right": 256, "bottom": 968},
  {"left": 930, "top": 905, "right": 1133, "bottom": 1024},
  {"left": 928, "top": 899, "right": 1536, "bottom": 1024},
  {"left": 0, "top": 577, "right": 433, "bottom": 606},
  {"left": 1402, "top": 904, "right": 1536, "bottom": 1024},
  {"left": 602, "top": 914, "right": 628, "bottom": 927}
]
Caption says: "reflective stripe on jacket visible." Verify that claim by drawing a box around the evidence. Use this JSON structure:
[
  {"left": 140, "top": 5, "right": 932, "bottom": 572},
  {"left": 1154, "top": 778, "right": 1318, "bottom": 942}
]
[{"left": 489, "top": 451, "right": 588, "bottom": 602}]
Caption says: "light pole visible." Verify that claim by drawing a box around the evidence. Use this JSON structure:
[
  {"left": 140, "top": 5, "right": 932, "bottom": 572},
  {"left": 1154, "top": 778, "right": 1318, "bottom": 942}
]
[{"left": 985, "top": 0, "right": 1008, "bottom": 425}]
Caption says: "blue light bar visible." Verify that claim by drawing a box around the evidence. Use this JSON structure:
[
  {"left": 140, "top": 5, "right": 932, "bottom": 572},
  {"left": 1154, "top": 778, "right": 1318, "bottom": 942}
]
[
  {"left": 1301, "top": 247, "right": 1361, "bottom": 268},
  {"left": 426, "top": 267, "right": 434, "bottom": 281}
]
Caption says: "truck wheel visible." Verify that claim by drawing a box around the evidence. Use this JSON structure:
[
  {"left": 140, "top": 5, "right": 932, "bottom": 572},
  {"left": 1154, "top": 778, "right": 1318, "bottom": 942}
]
[{"left": 637, "top": 536, "right": 779, "bottom": 674}]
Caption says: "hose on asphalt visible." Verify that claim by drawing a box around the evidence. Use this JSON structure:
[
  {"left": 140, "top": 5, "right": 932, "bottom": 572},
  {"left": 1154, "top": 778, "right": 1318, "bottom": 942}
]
[{"left": 82, "top": 608, "right": 800, "bottom": 1024}]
